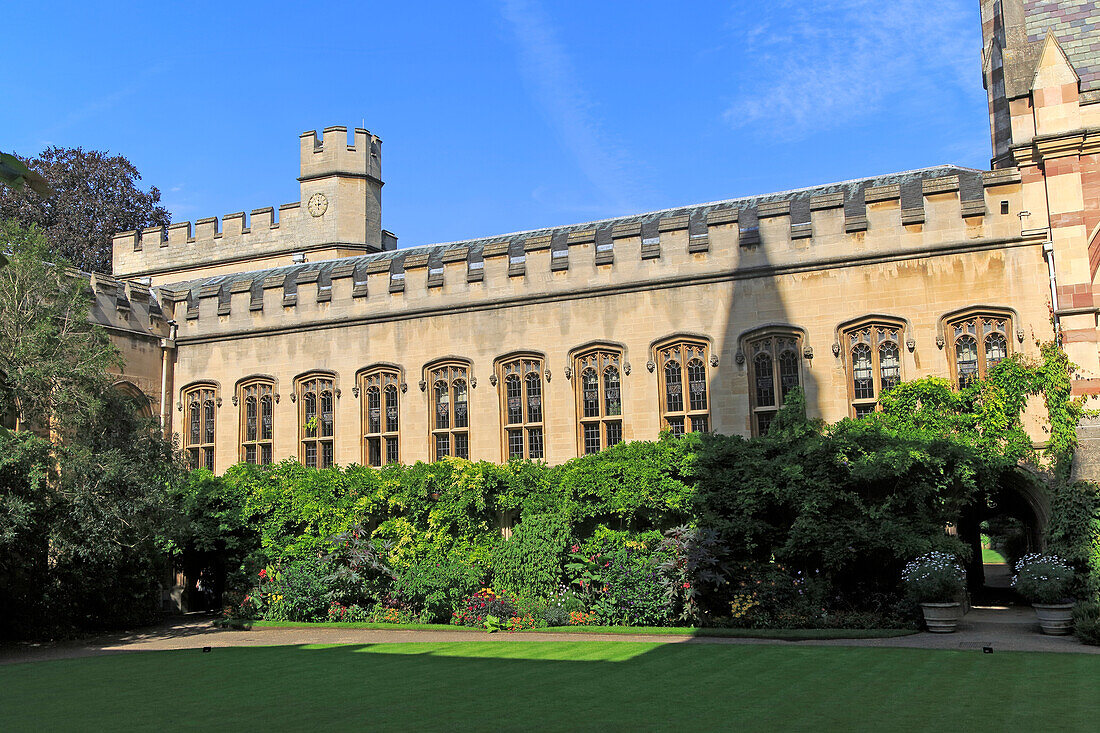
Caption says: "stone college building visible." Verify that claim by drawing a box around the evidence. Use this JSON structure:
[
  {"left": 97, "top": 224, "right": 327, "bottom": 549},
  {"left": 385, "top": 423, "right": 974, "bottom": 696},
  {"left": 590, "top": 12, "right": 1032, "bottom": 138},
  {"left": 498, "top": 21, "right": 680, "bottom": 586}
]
[{"left": 95, "top": 0, "right": 1100, "bottom": 475}]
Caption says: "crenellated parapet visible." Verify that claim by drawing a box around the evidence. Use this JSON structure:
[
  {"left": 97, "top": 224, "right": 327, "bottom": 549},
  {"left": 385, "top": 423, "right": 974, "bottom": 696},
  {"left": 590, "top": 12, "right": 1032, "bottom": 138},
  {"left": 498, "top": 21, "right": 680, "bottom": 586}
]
[
  {"left": 112, "top": 126, "right": 390, "bottom": 285},
  {"left": 160, "top": 164, "right": 1038, "bottom": 340}
]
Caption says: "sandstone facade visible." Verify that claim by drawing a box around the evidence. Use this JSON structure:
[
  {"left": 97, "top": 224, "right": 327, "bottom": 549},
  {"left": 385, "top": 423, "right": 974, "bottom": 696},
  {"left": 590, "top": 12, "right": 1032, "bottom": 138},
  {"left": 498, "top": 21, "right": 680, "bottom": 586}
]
[{"left": 103, "top": 1, "right": 1100, "bottom": 475}]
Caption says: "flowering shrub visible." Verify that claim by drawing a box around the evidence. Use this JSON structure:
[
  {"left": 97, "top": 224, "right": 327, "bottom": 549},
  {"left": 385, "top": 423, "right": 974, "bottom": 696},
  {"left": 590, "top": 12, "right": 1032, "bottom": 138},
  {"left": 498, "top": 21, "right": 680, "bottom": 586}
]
[
  {"left": 539, "top": 585, "right": 580, "bottom": 626},
  {"left": 452, "top": 588, "right": 519, "bottom": 629},
  {"left": 902, "top": 552, "right": 966, "bottom": 603},
  {"left": 658, "top": 525, "right": 731, "bottom": 623},
  {"left": 568, "top": 611, "right": 597, "bottom": 626},
  {"left": 1013, "top": 553, "right": 1075, "bottom": 604},
  {"left": 566, "top": 543, "right": 672, "bottom": 626}
]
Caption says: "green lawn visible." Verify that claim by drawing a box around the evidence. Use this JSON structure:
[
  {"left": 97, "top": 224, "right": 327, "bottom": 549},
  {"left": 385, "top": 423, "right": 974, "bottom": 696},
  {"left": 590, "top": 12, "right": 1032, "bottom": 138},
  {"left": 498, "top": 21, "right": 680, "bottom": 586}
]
[{"left": 3, "top": 642, "right": 1098, "bottom": 731}]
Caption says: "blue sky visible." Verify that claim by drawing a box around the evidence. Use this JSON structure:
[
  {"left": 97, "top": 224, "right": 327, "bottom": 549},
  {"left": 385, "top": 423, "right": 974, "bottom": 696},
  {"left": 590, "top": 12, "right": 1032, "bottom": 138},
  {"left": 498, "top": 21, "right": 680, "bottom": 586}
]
[{"left": 5, "top": 1, "right": 991, "bottom": 248}]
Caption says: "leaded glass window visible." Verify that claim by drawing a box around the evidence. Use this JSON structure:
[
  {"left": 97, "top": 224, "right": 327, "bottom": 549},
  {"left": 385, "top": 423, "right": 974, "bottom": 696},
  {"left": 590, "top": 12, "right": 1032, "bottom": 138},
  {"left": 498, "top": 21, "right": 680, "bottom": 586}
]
[
  {"left": 183, "top": 385, "right": 216, "bottom": 471},
  {"left": 844, "top": 323, "right": 903, "bottom": 417},
  {"left": 428, "top": 362, "right": 470, "bottom": 460},
  {"left": 574, "top": 348, "right": 625, "bottom": 454},
  {"left": 656, "top": 340, "right": 711, "bottom": 435},
  {"left": 360, "top": 368, "right": 400, "bottom": 467},
  {"left": 497, "top": 355, "right": 545, "bottom": 461},
  {"left": 298, "top": 374, "right": 336, "bottom": 469},
  {"left": 947, "top": 313, "right": 1012, "bottom": 389},
  {"left": 747, "top": 334, "right": 802, "bottom": 436},
  {"left": 239, "top": 379, "right": 274, "bottom": 465}
]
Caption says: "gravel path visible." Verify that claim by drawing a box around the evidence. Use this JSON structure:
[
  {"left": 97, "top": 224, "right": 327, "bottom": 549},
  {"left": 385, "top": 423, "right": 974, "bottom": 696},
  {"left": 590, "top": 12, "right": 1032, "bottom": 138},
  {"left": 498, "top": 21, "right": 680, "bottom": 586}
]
[{"left": 2, "top": 606, "right": 1095, "bottom": 666}]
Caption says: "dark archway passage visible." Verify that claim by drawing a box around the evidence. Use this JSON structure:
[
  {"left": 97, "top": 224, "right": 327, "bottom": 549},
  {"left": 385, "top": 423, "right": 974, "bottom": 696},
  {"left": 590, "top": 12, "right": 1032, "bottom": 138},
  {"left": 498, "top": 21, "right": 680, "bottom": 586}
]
[{"left": 958, "top": 470, "right": 1048, "bottom": 604}]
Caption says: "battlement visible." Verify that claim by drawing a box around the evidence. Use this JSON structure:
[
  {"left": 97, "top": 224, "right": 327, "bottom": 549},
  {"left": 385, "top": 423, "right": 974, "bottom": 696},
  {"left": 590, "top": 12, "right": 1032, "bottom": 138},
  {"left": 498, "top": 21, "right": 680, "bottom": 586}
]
[
  {"left": 112, "top": 125, "right": 387, "bottom": 284},
  {"left": 160, "top": 165, "right": 1041, "bottom": 341},
  {"left": 299, "top": 126, "right": 382, "bottom": 183}
]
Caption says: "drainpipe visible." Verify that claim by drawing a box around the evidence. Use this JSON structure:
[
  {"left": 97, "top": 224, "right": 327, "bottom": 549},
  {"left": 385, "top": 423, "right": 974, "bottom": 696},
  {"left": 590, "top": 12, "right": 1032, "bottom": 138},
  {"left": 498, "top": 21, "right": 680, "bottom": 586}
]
[
  {"left": 1042, "top": 241, "right": 1059, "bottom": 336},
  {"left": 159, "top": 320, "right": 177, "bottom": 434}
]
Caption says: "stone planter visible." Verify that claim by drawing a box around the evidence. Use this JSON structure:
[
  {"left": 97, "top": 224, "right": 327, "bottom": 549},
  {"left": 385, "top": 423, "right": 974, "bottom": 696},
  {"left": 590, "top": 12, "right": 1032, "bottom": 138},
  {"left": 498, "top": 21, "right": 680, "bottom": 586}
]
[
  {"left": 920, "top": 602, "right": 962, "bottom": 633},
  {"left": 1033, "top": 603, "right": 1074, "bottom": 635}
]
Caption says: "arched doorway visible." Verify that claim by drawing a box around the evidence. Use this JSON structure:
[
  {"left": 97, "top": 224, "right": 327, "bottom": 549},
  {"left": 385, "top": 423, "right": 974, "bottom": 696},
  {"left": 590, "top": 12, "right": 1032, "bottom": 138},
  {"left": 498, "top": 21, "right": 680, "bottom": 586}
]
[{"left": 958, "top": 469, "right": 1048, "bottom": 603}]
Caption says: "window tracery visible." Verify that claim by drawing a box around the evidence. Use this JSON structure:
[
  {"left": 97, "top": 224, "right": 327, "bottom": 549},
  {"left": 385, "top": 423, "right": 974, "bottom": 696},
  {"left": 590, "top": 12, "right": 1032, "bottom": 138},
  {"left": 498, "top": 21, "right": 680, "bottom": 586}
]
[
  {"left": 655, "top": 340, "right": 710, "bottom": 435},
  {"left": 946, "top": 313, "right": 1012, "bottom": 388},
  {"left": 359, "top": 368, "right": 401, "bottom": 466},
  {"left": 746, "top": 333, "right": 802, "bottom": 436},
  {"left": 298, "top": 373, "right": 335, "bottom": 468},
  {"left": 183, "top": 384, "right": 217, "bottom": 471},
  {"left": 842, "top": 322, "right": 903, "bottom": 417},
  {"left": 574, "top": 348, "right": 624, "bottom": 454},
  {"left": 428, "top": 361, "right": 470, "bottom": 460},
  {"left": 498, "top": 355, "right": 545, "bottom": 460},
  {"left": 239, "top": 378, "right": 274, "bottom": 465}
]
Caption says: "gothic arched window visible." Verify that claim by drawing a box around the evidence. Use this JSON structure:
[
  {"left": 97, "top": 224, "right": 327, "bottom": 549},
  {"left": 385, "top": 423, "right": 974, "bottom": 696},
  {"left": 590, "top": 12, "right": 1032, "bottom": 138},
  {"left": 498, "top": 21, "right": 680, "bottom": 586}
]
[
  {"left": 574, "top": 347, "right": 624, "bottom": 454},
  {"left": 843, "top": 322, "right": 903, "bottom": 418},
  {"left": 498, "top": 355, "right": 545, "bottom": 460},
  {"left": 359, "top": 368, "right": 400, "bottom": 467},
  {"left": 297, "top": 373, "right": 336, "bottom": 468},
  {"left": 428, "top": 361, "right": 470, "bottom": 460},
  {"left": 183, "top": 384, "right": 217, "bottom": 471},
  {"left": 746, "top": 333, "right": 802, "bottom": 436},
  {"left": 239, "top": 378, "right": 274, "bottom": 465},
  {"left": 947, "top": 312, "right": 1012, "bottom": 388},
  {"left": 654, "top": 339, "right": 710, "bottom": 435}
]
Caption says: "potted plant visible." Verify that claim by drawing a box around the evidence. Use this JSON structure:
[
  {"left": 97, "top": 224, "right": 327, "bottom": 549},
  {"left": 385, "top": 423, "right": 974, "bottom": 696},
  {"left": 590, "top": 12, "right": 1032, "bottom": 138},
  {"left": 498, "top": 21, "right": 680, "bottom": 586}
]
[
  {"left": 902, "top": 552, "right": 966, "bottom": 633},
  {"left": 1012, "top": 553, "right": 1075, "bottom": 635}
]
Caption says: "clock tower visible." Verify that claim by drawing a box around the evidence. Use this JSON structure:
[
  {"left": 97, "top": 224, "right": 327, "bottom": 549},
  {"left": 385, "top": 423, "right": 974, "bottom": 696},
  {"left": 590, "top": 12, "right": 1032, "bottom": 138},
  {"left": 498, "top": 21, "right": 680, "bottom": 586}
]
[{"left": 298, "top": 126, "right": 388, "bottom": 252}]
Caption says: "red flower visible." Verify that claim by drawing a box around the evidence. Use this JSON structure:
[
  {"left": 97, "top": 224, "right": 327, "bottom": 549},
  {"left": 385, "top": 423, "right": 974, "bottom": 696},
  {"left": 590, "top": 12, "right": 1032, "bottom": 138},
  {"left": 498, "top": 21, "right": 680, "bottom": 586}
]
[
  {"left": 682, "top": 582, "right": 691, "bottom": 589},
  {"left": 258, "top": 569, "right": 267, "bottom": 579}
]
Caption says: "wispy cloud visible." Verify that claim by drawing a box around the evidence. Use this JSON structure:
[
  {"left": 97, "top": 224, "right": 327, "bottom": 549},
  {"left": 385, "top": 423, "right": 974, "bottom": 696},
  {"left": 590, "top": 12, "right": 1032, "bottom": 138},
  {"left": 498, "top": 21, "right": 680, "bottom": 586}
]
[
  {"left": 723, "top": 0, "right": 976, "bottom": 139},
  {"left": 498, "top": 0, "right": 642, "bottom": 215},
  {"left": 36, "top": 61, "right": 170, "bottom": 143}
]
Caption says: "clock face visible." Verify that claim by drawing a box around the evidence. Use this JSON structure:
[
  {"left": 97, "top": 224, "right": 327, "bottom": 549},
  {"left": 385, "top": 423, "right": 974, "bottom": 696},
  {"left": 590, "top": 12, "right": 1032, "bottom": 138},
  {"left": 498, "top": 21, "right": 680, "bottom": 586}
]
[{"left": 307, "top": 193, "right": 328, "bottom": 217}]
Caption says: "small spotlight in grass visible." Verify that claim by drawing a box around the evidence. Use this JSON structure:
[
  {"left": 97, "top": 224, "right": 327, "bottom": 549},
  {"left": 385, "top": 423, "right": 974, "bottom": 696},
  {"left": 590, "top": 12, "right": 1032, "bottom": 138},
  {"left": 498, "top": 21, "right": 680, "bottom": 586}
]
[
  {"left": 202, "top": 647, "right": 212, "bottom": 653},
  {"left": 982, "top": 646, "right": 993, "bottom": 654}
]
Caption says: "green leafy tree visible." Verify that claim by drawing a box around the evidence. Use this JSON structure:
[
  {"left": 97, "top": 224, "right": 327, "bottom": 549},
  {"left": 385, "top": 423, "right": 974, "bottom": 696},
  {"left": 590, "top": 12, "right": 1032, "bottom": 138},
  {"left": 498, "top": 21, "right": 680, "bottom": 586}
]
[
  {"left": 0, "top": 225, "right": 183, "bottom": 638},
  {"left": 0, "top": 221, "right": 120, "bottom": 433},
  {"left": 0, "top": 147, "right": 169, "bottom": 273}
]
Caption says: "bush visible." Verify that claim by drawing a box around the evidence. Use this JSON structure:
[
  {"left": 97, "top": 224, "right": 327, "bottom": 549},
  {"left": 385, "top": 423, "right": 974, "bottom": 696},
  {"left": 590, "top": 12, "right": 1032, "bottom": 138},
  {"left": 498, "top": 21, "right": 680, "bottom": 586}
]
[
  {"left": 1072, "top": 602, "right": 1100, "bottom": 645},
  {"left": 1013, "top": 553, "right": 1075, "bottom": 604},
  {"left": 395, "top": 557, "right": 482, "bottom": 622},
  {"left": 538, "top": 585, "right": 580, "bottom": 626},
  {"left": 902, "top": 552, "right": 966, "bottom": 603},
  {"left": 452, "top": 588, "right": 518, "bottom": 628},
  {"left": 493, "top": 513, "right": 570, "bottom": 598},
  {"left": 262, "top": 558, "right": 331, "bottom": 622},
  {"left": 566, "top": 542, "right": 672, "bottom": 626}
]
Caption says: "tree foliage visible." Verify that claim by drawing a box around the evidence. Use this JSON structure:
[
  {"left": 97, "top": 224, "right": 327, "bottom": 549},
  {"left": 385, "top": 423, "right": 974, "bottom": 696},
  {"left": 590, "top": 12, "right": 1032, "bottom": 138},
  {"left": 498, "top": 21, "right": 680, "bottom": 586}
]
[
  {"left": 0, "top": 221, "right": 121, "bottom": 432},
  {"left": 0, "top": 147, "right": 169, "bottom": 273},
  {"left": 0, "top": 226, "right": 183, "bottom": 638}
]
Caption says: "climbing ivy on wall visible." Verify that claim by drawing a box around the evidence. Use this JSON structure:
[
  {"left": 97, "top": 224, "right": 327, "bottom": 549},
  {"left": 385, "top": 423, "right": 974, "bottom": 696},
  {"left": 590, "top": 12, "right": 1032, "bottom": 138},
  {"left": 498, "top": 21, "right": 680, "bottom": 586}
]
[{"left": 879, "top": 342, "right": 1098, "bottom": 594}]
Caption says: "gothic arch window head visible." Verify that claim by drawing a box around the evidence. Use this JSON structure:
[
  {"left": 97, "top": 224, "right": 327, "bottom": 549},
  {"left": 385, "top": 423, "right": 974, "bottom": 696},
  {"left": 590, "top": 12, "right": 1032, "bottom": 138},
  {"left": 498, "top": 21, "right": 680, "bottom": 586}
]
[
  {"left": 742, "top": 329, "right": 804, "bottom": 436},
  {"left": 426, "top": 360, "right": 471, "bottom": 460},
  {"left": 238, "top": 377, "right": 275, "bottom": 465},
  {"left": 572, "top": 346, "right": 625, "bottom": 454},
  {"left": 358, "top": 366, "right": 401, "bottom": 466},
  {"left": 653, "top": 338, "right": 711, "bottom": 435},
  {"left": 181, "top": 382, "right": 218, "bottom": 471},
  {"left": 496, "top": 353, "right": 545, "bottom": 460},
  {"left": 944, "top": 310, "right": 1013, "bottom": 388},
  {"left": 296, "top": 372, "right": 336, "bottom": 469},
  {"left": 840, "top": 319, "right": 905, "bottom": 418}
]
